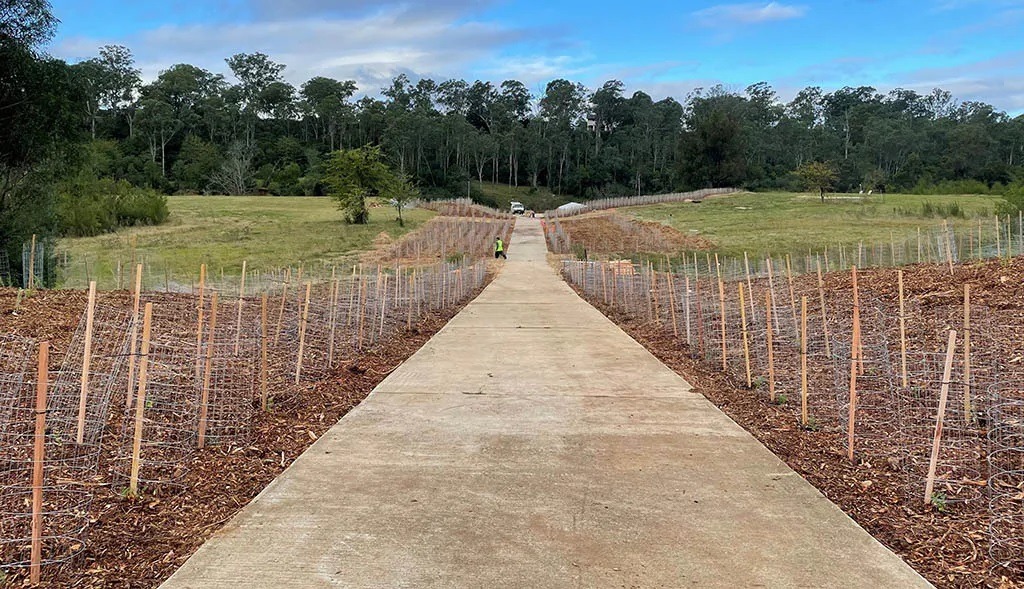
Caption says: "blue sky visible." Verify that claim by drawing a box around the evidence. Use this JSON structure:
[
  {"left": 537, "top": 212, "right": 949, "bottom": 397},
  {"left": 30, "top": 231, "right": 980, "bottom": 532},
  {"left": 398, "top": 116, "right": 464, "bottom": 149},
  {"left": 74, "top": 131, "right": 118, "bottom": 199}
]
[{"left": 48, "top": 0, "right": 1024, "bottom": 112}]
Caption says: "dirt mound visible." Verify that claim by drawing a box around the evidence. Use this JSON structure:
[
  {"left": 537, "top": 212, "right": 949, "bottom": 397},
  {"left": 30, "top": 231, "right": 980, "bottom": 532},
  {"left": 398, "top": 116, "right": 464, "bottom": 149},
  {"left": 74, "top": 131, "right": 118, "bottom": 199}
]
[
  {"left": 372, "top": 231, "right": 394, "bottom": 248},
  {"left": 559, "top": 212, "right": 712, "bottom": 254}
]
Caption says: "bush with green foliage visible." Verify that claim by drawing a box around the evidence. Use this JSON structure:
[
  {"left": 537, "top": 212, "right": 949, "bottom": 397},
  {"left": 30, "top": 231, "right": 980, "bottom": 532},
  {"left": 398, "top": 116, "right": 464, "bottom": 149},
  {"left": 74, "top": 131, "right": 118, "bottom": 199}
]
[
  {"left": 57, "top": 175, "right": 169, "bottom": 237},
  {"left": 996, "top": 182, "right": 1024, "bottom": 217}
]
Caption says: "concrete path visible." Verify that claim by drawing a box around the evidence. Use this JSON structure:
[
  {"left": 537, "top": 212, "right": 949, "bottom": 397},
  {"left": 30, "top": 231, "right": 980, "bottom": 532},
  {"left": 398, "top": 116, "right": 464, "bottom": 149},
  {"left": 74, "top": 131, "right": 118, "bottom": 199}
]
[{"left": 161, "top": 218, "right": 931, "bottom": 589}]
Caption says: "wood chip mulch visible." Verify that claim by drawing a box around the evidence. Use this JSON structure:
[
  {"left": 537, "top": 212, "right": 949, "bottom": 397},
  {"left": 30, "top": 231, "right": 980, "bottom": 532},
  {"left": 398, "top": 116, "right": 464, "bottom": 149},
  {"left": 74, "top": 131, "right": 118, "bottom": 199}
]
[{"left": 577, "top": 258, "right": 1024, "bottom": 589}]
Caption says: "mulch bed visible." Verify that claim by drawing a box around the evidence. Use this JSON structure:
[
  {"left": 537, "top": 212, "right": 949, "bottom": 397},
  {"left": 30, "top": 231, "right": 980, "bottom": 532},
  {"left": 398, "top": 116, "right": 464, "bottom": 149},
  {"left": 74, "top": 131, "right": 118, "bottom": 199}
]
[
  {"left": 576, "top": 258, "right": 1024, "bottom": 589},
  {"left": 0, "top": 285, "right": 483, "bottom": 588}
]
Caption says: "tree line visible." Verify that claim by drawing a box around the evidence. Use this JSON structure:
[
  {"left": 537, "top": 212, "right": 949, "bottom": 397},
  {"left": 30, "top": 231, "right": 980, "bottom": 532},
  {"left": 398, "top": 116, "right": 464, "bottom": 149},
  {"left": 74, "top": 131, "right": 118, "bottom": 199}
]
[
  {"left": 3, "top": 0, "right": 1024, "bottom": 283},
  {"left": 66, "top": 48, "right": 1024, "bottom": 201}
]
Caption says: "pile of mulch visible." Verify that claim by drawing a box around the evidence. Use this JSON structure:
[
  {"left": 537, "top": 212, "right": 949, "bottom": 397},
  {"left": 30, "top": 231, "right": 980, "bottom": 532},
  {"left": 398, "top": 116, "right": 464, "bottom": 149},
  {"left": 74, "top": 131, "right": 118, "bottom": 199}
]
[
  {"left": 0, "top": 284, "right": 485, "bottom": 588},
  {"left": 575, "top": 258, "right": 1024, "bottom": 589},
  {"left": 560, "top": 212, "right": 713, "bottom": 254}
]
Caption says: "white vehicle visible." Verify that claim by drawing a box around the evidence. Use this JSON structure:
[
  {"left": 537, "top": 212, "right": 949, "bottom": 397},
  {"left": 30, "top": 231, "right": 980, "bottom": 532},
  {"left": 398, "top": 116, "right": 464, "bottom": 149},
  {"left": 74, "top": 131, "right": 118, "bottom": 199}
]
[{"left": 510, "top": 201, "right": 525, "bottom": 215}]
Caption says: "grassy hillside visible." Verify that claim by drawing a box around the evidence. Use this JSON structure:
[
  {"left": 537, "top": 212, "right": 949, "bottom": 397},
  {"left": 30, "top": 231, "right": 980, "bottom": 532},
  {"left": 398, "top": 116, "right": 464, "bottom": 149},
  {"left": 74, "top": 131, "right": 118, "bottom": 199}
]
[
  {"left": 57, "top": 196, "right": 434, "bottom": 289},
  {"left": 626, "top": 192, "right": 1005, "bottom": 257}
]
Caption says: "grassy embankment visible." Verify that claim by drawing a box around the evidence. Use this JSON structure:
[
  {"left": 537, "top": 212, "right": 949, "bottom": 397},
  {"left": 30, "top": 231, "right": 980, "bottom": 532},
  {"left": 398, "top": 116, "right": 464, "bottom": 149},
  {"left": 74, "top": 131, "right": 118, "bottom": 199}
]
[
  {"left": 626, "top": 192, "right": 1004, "bottom": 258},
  {"left": 57, "top": 196, "right": 434, "bottom": 289}
]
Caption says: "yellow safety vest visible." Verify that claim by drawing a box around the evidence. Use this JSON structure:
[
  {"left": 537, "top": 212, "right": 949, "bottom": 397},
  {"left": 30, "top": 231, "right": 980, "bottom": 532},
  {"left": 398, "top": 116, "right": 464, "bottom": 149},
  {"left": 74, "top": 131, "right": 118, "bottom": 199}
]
[{"left": 495, "top": 239, "right": 504, "bottom": 252}]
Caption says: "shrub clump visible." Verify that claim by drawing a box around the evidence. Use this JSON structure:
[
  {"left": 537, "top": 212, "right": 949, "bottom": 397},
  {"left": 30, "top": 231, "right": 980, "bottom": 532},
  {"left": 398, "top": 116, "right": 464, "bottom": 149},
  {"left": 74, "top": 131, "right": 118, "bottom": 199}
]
[{"left": 57, "top": 176, "right": 169, "bottom": 237}]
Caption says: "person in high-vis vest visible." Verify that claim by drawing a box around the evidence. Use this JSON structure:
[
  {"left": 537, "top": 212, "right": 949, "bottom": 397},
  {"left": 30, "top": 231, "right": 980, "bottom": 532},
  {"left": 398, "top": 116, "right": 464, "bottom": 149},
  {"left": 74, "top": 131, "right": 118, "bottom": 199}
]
[{"left": 494, "top": 236, "right": 507, "bottom": 259}]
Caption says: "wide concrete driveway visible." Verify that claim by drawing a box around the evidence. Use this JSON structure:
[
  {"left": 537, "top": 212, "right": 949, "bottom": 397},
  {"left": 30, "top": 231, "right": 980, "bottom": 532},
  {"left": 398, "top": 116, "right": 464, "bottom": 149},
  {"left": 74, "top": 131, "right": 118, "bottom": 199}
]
[{"left": 161, "top": 218, "right": 931, "bottom": 588}]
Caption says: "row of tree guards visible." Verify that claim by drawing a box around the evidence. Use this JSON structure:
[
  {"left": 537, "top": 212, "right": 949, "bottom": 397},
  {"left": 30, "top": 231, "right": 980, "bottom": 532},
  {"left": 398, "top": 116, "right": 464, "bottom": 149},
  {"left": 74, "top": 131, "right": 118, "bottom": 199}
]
[
  {"left": 542, "top": 188, "right": 738, "bottom": 218},
  {"left": 0, "top": 256, "right": 491, "bottom": 583},
  {"left": 46, "top": 216, "right": 514, "bottom": 292},
  {"left": 561, "top": 255, "right": 1023, "bottom": 576},
  {"left": 547, "top": 212, "right": 1024, "bottom": 274}
]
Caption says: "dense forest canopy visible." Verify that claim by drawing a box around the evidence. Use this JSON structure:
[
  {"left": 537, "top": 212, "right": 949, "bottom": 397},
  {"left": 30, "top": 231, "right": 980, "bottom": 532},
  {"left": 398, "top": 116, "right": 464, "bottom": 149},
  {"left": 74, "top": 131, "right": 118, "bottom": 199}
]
[
  {"left": 3, "top": 0, "right": 1024, "bottom": 286},
  {"left": 64, "top": 47, "right": 1024, "bottom": 201}
]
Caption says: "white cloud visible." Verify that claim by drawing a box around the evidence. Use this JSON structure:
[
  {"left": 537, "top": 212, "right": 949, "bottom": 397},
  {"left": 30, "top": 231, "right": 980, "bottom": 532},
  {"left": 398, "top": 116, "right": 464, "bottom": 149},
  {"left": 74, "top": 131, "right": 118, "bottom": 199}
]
[
  {"left": 52, "top": 4, "right": 539, "bottom": 94},
  {"left": 693, "top": 2, "right": 807, "bottom": 27},
  {"left": 892, "top": 50, "right": 1024, "bottom": 112}
]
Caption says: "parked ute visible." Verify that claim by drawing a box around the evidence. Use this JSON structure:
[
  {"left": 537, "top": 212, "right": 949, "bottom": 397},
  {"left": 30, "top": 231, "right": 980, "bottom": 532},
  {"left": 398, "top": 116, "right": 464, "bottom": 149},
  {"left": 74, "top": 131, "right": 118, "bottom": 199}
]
[{"left": 510, "top": 201, "right": 525, "bottom": 215}]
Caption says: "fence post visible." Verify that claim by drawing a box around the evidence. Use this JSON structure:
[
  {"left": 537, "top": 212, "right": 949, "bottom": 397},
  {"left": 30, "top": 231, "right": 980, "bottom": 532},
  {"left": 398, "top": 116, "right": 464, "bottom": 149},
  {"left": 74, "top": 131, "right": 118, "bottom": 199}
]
[
  {"left": 198, "top": 292, "right": 218, "bottom": 449},
  {"left": 28, "top": 233, "right": 37, "bottom": 289},
  {"left": 234, "top": 260, "right": 246, "bottom": 356},
  {"left": 848, "top": 267, "right": 860, "bottom": 463},
  {"left": 785, "top": 254, "right": 799, "bottom": 338},
  {"left": 195, "top": 264, "right": 207, "bottom": 379},
  {"left": 295, "top": 282, "right": 312, "bottom": 384},
  {"left": 924, "top": 330, "right": 958, "bottom": 504},
  {"left": 260, "top": 293, "right": 269, "bottom": 411},
  {"left": 800, "top": 296, "right": 808, "bottom": 426},
  {"left": 766, "top": 291, "right": 775, "bottom": 403},
  {"left": 30, "top": 341, "right": 49, "bottom": 585},
  {"left": 898, "top": 269, "right": 908, "bottom": 389},
  {"left": 667, "top": 270, "right": 679, "bottom": 338},
  {"left": 76, "top": 281, "right": 97, "bottom": 444},
  {"left": 125, "top": 265, "right": 144, "bottom": 410},
  {"left": 683, "top": 275, "right": 692, "bottom": 346},
  {"left": 816, "top": 256, "right": 831, "bottom": 358},
  {"left": 328, "top": 278, "right": 340, "bottom": 367},
  {"left": 963, "top": 284, "right": 972, "bottom": 423},
  {"left": 129, "top": 303, "right": 154, "bottom": 497},
  {"left": 718, "top": 276, "right": 727, "bottom": 372},
  {"left": 739, "top": 284, "right": 751, "bottom": 387}
]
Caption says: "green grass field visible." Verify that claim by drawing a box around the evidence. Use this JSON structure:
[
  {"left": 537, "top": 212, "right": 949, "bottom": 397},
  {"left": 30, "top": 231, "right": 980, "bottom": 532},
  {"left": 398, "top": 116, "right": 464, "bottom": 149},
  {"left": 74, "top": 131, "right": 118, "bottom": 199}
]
[
  {"left": 57, "top": 196, "right": 434, "bottom": 289},
  {"left": 627, "top": 192, "right": 1005, "bottom": 258}
]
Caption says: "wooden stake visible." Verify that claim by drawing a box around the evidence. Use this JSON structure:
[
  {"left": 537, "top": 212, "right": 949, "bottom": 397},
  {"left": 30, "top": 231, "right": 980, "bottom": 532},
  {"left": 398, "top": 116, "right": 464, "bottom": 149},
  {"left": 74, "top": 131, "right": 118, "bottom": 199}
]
[
  {"left": 898, "top": 270, "right": 908, "bottom": 389},
  {"left": 378, "top": 274, "right": 389, "bottom": 338},
  {"left": 234, "top": 260, "right": 247, "bottom": 356},
  {"left": 30, "top": 341, "right": 48, "bottom": 585},
  {"left": 28, "top": 233, "right": 37, "bottom": 290},
  {"left": 76, "top": 281, "right": 97, "bottom": 444},
  {"left": 260, "top": 293, "right": 269, "bottom": 411},
  {"left": 766, "top": 257, "right": 780, "bottom": 334},
  {"left": 991, "top": 214, "right": 999, "bottom": 256},
  {"left": 785, "top": 254, "right": 799, "bottom": 338},
  {"left": 945, "top": 225, "right": 955, "bottom": 276},
  {"left": 684, "top": 275, "right": 692, "bottom": 346},
  {"left": 650, "top": 264, "right": 660, "bottom": 324},
  {"left": 295, "top": 282, "right": 312, "bottom": 384},
  {"left": 198, "top": 292, "right": 218, "bottom": 449},
  {"left": 718, "top": 277, "right": 727, "bottom": 372},
  {"left": 963, "top": 284, "right": 972, "bottom": 423},
  {"left": 924, "top": 330, "right": 958, "bottom": 505},
  {"left": 129, "top": 303, "right": 153, "bottom": 497},
  {"left": 848, "top": 266, "right": 860, "bottom": 463},
  {"left": 667, "top": 270, "right": 679, "bottom": 338},
  {"left": 275, "top": 271, "right": 290, "bottom": 345},
  {"left": 739, "top": 284, "right": 752, "bottom": 388},
  {"left": 743, "top": 252, "right": 755, "bottom": 318},
  {"left": 766, "top": 292, "right": 776, "bottom": 402},
  {"left": 815, "top": 256, "right": 831, "bottom": 357},
  {"left": 328, "top": 279, "right": 340, "bottom": 367},
  {"left": 852, "top": 266, "right": 863, "bottom": 375},
  {"left": 694, "top": 276, "right": 705, "bottom": 358},
  {"left": 125, "top": 265, "right": 144, "bottom": 410},
  {"left": 800, "top": 296, "right": 808, "bottom": 426},
  {"left": 195, "top": 264, "right": 207, "bottom": 378}
]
